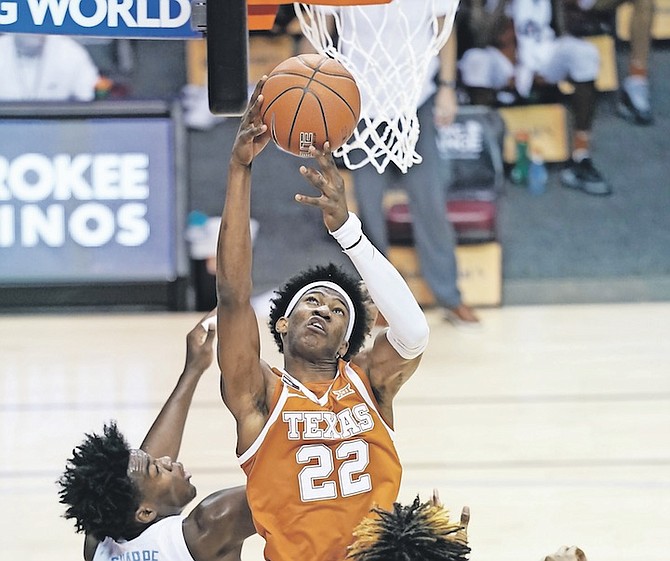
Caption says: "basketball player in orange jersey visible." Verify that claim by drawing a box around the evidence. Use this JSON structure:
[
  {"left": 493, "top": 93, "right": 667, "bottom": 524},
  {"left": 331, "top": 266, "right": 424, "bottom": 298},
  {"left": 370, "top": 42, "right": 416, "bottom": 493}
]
[{"left": 216, "top": 79, "right": 430, "bottom": 561}]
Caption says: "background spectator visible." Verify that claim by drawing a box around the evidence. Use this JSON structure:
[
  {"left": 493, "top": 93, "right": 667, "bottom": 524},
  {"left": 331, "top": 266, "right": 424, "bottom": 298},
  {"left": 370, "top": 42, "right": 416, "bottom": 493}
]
[
  {"left": 459, "top": 0, "right": 612, "bottom": 196},
  {"left": 0, "top": 34, "right": 99, "bottom": 101},
  {"left": 567, "top": 0, "right": 654, "bottom": 125}
]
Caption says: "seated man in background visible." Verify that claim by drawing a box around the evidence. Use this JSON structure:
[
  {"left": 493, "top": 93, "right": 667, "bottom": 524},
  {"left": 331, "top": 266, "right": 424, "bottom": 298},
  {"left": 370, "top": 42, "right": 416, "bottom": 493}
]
[
  {"left": 459, "top": 0, "right": 612, "bottom": 197},
  {"left": 0, "top": 34, "right": 99, "bottom": 101}
]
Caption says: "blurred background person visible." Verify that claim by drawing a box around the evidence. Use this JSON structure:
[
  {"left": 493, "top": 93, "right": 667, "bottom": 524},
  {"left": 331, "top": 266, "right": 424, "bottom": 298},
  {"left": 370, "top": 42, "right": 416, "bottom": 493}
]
[
  {"left": 0, "top": 33, "right": 99, "bottom": 101},
  {"left": 459, "top": 0, "right": 611, "bottom": 196},
  {"left": 566, "top": 0, "right": 654, "bottom": 125}
]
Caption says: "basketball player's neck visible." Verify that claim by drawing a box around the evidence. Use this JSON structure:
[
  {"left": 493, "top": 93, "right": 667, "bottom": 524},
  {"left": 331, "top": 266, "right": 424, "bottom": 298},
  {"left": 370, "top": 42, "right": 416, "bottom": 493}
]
[{"left": 284, "top": 354, "right": 339, "bottom": 384}]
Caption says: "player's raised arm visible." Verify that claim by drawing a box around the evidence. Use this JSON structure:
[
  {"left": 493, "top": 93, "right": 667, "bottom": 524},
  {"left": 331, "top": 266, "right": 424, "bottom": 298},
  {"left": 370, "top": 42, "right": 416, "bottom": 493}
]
[
  {"left": 140, "top": 312, "right": 217, "bottom": 460},
  {"left": 216, "top": 80, "right": 275, "bottom": 453},
  {"left": 296, "top": 144, "right": 429, "bottom": 412}
]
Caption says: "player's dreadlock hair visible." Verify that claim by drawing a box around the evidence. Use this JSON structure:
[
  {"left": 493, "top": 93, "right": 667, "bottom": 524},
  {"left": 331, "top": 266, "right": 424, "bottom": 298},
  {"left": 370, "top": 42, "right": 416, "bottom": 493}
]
[
  {"left": 347, "top": 496, "right": 471, "bottom": 561},
  {"left": 268, "top": 263, "right": 371, "bottom": 359},
  {"left": 57, "top": 421, "right": 141, "bottom": 542}
]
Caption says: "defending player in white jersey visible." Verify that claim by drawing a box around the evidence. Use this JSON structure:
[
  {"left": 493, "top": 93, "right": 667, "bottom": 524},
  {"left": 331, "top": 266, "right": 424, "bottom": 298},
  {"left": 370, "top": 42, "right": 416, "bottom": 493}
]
[{"left": 58, "top": 314, "right": 255, "bottom": 561}]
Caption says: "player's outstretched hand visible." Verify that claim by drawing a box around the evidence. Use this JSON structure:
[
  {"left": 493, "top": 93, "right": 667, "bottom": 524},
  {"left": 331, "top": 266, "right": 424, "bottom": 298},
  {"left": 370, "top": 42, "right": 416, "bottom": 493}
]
[
  {"left": 457, "top": 504, "right": 470, "bottom": 543},
  {"left": 183, "top": 310, "right": 217, "bottom": 377},
  {"left": 430, "top": 489, "right": 470, "bottom": 544},
  {"left": 296, "top": 142, "right": 349, "bottom": 233},
  {"left": 231, "top": 77, "right": 271, "bottom": 167}
]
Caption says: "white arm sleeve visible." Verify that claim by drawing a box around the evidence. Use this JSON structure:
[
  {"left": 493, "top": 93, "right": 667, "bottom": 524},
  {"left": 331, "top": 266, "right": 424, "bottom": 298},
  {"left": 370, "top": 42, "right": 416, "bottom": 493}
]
[{"left": 330, "top": 213, "right": 429, "bottom": 359}]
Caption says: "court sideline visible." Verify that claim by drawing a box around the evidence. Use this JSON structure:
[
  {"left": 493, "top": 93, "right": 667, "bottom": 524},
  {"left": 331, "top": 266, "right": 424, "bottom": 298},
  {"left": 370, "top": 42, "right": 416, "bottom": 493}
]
[{"left": 1, "top": 303, "right": 668, "bottom": 560}]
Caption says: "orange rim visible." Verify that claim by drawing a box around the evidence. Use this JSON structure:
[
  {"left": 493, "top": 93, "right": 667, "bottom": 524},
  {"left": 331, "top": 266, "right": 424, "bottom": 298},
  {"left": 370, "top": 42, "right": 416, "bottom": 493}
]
[{"left": 247, "top": 0, "right": 392, "bottom": 30}]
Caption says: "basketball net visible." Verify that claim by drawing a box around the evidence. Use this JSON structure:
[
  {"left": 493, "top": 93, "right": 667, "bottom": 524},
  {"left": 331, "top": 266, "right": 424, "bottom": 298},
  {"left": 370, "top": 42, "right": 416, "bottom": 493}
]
[{"left": 294, "top": 0, "right": 457, "bottom": 173}]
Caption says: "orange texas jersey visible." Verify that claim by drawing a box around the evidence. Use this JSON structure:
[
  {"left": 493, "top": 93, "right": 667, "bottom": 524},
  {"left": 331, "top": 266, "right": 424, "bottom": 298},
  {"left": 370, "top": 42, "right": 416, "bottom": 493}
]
[{"left": 239, "top": 360, "right": 402, "bottom": 561}]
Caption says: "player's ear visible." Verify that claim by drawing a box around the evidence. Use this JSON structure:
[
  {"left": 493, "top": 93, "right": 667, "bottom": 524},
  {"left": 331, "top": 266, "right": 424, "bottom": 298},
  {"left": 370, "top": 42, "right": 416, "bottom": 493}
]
[
  {"left": 135, "top": 504, "right": 158, "bottom": 525},
  {"left": 337, "top": 340, "right": 349, "bottom": 358},
  {"left": 275, "top": 317, "right": 289, "bottom": 335}
]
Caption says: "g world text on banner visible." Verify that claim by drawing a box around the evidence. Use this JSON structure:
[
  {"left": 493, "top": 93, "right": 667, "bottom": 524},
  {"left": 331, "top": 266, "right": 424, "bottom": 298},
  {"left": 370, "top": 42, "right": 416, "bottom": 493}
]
[{"left": 0, "top": 0, "right": 200, "bottom": 38}]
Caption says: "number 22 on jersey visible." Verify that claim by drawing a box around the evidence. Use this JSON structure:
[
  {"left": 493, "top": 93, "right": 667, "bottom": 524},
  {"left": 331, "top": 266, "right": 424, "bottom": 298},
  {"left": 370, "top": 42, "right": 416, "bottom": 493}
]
[{"left": 297, "top": 439, "right": 372, "bottom": 501}]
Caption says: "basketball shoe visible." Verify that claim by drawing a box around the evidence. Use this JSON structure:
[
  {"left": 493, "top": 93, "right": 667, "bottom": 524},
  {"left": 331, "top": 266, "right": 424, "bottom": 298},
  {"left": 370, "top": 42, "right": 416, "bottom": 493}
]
[
  {"left": 618, "top": 76, "right": 652, "bottom": 126},
  {"left": 560, "top": 157, "right": 612, "bottom": 196}
]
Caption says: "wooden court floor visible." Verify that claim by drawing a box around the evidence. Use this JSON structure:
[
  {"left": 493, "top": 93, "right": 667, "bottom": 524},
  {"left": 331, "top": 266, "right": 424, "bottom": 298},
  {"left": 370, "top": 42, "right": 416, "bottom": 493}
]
[{"left": 1, "top": 303, "right": 668, "bottom": 561}]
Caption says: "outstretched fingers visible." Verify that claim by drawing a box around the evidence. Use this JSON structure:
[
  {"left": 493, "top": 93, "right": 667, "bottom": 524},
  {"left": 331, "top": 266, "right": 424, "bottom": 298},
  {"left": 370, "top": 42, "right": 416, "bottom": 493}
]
[
  {"left": 295, "top": 142, "right": 349, "bottom": 231},
  {"left": 297, "top": 143, "right": 343, "bottom": 200},
  {"left": 310, "top": 142, "right": 340, "bottom": 182},
  {"left": 238, "top": 76, "right": 268, "bottom": 137},
  {"left": 244, "top": 76, "right": 267, "bottom": 122},
  {"left": 297, "top": 165, "right": 326, "bottom": 205},
  {"left": 429, "top": 490, "right": 469, "bottom": 534},
  {"left": 231, "top": 77, "right": 271, "bottom": 165},
  {"left": 460, "top": 505, "right": 470, "bottom": 531}
]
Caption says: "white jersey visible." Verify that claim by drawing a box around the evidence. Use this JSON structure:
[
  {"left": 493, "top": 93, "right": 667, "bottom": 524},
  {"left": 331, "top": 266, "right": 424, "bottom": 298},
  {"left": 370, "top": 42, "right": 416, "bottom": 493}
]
[
  {"left": 512, "top": 0, "right": 556, "bottom": 72},
  {"left": 93, "top": 515, "right": 195, "bottom": 561}
]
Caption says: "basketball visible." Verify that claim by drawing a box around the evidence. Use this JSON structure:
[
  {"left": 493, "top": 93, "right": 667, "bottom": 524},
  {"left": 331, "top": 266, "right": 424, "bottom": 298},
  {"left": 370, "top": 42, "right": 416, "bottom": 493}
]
[{"left": 259, "top": 54, "right": 361, "bottom": 157}]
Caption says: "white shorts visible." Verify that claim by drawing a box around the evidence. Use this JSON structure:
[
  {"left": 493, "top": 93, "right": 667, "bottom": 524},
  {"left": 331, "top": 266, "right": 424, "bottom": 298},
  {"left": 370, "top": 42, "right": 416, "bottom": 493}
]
[{"left": 459, "top": 36, "right": 600, "bottom": 94}]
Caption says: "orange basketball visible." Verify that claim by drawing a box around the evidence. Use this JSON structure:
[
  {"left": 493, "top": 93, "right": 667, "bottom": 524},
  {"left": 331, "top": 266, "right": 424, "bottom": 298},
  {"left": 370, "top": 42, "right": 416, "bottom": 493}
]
[{"left": 260, "top": 54, "right": 361, "bottom": 157}]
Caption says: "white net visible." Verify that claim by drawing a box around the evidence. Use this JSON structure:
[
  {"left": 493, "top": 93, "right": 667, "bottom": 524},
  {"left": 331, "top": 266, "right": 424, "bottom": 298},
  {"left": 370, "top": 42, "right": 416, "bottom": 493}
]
[{"left": 294, "top": 0, "right": 458, "bottom": 173}]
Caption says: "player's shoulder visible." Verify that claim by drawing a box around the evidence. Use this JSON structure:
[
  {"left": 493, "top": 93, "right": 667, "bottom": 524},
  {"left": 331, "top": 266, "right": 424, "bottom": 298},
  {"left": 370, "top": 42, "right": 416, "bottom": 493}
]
[
  {"left": 342, "top": 358, "right": 376, "bottom": 396},
  {"left": 348, "top": 347, "right": 372, "bottom": 374},
  {"left": 264, "top": 360, "right": 282, "bottom": 381},
  {"left": 262, "top": 360, "right": 283, "bottom": 397}
]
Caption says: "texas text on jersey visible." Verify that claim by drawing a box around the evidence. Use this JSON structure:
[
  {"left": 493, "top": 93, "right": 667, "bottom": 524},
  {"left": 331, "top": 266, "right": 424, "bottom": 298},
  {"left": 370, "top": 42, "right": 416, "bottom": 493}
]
[{"left": 240, "top": 360, "right": 402, "bottom": 561}]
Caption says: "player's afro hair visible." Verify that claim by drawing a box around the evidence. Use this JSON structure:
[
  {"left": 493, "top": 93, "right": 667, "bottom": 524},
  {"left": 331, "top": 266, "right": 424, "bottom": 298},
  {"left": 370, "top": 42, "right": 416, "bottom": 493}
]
[
  {"left": 347, "top": 496, "right": 471, "bottom": 561},
  {"left": 57, "top": 421, "right": 140, "bottom": 541},
  {"left": 268, "top": 263, "right": 371, "bottom": 359}
]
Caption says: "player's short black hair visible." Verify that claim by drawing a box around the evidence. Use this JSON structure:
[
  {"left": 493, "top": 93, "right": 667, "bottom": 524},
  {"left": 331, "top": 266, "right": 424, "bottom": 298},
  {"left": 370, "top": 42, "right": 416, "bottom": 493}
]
[
  {"left": 57, "top": 421, "right": 140, "bottom": 541},
  {"left": 347, "top": 496, "right": 471, "bottom": 561},
  {"left": 268, "top": 263, "right": 370, "bottom": 359}
]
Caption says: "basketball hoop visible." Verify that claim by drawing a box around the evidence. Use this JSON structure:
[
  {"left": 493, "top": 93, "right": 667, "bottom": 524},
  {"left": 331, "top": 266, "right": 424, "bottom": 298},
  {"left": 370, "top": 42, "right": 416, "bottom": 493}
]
[{"left": 294, "top": 0, "right": 457, "bottom": 173}]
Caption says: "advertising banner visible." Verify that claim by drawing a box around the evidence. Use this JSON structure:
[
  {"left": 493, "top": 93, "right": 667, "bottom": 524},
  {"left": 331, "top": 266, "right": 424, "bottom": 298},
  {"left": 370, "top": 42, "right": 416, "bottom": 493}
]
[
  {"left": 0, "top": 117, "right": 178, "bottom": 283},
  {"left": 0, "top": 0, "right": 200, "bottom": 38}
]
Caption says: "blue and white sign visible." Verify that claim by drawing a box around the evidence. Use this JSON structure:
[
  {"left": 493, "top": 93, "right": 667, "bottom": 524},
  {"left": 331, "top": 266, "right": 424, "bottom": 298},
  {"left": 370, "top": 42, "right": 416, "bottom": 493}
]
[
  {"left": 0, "top": 0, "right": 199, "bottom": 38},
  {"left": 0, "top": 117, "right": 178, "bottom": 283}
]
